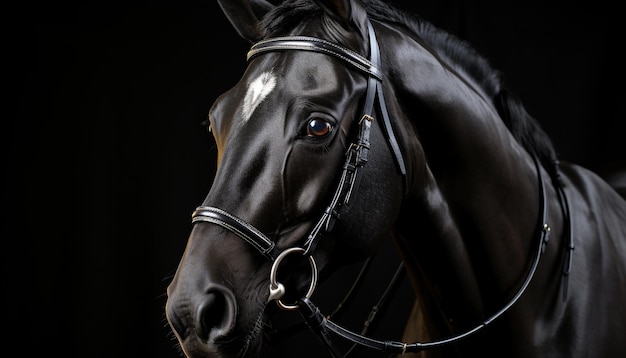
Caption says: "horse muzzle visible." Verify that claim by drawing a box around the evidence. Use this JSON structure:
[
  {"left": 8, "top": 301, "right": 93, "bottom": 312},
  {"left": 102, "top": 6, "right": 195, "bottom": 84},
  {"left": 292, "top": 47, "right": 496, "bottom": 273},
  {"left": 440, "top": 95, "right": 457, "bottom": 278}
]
[{"left": 166, "top": 282, "right": 250, "bottom": 358}]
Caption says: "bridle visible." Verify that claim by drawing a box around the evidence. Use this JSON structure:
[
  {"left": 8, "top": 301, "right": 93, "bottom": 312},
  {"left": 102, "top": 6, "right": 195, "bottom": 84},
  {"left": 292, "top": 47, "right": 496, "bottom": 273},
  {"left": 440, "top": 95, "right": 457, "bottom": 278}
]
[{"left": 191, "top": 19, "right": 572, "bottom": 357}]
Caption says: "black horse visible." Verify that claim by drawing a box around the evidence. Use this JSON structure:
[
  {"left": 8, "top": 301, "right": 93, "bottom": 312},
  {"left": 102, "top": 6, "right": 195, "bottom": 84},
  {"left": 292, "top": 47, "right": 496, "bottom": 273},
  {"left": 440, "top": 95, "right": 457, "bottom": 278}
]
[{"left": 166, "top": 1, "right": 626, "bottom": 357}]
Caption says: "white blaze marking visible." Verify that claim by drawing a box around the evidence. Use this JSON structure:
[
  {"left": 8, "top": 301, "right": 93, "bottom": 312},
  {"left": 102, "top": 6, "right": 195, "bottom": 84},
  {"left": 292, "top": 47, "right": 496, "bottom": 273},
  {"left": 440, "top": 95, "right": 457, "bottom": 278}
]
[{"left": 242, "top": 71, "right": 277, "bottom": 122}]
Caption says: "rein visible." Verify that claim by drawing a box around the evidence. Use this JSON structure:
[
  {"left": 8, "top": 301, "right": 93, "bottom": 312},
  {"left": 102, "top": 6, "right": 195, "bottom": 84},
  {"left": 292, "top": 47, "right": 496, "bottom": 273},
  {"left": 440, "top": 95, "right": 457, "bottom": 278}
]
[
  {"left": 296, "top": 153, "right": 551, "bottom": 355},
  {"left": 191, "top": 19, "right": 572, "bottom": 357}
]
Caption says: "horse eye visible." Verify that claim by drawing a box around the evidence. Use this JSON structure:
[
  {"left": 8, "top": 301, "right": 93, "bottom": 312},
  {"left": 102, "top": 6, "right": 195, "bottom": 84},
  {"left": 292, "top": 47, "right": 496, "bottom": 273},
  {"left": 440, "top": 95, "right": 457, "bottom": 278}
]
[{"left": 306, "top": 118, "right": 333, "bottom": 137}]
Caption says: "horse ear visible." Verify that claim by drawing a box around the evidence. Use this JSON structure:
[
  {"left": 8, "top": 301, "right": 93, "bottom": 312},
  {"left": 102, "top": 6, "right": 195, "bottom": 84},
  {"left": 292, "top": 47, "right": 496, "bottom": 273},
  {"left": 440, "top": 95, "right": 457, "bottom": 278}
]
[
  {"left": 217, "top": 0, "right": 274, "bottom": 43},
  {"left": 313, "top": 0, "right": 369, "bottom": 39}
]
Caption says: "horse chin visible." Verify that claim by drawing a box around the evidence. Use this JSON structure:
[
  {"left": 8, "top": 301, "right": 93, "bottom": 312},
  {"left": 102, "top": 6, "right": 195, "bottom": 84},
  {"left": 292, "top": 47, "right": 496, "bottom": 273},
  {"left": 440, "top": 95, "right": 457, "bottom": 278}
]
[
  {"left": 175, "top": 308, "right": 266, "bottom": 358},
  {"left": 177, "top": 331, "right": 265, "bottom": 358},
  {"left": 233, "top": 309, "right": 267, "bottom": 358}
]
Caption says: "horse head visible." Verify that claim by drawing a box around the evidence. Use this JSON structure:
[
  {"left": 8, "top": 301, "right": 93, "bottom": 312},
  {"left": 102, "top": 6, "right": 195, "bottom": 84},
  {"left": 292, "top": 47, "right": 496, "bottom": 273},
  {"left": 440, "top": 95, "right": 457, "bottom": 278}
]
[{"left": 166, "top": 1, "right": 406, "bottom": 356}]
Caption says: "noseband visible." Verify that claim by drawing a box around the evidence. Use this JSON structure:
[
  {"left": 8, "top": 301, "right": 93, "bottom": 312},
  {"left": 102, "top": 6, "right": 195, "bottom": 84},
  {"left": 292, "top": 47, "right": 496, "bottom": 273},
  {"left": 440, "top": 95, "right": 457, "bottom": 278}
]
[{"left": 190, "top": 19, "right": 570, "bottom": 357}]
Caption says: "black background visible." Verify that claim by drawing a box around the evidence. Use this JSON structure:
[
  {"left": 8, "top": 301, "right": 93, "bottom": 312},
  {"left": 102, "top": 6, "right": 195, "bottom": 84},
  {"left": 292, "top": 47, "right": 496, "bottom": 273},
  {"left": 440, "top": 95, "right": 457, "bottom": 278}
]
[{"left": 5, "top": 1, "right": 623, "bottom": 357}]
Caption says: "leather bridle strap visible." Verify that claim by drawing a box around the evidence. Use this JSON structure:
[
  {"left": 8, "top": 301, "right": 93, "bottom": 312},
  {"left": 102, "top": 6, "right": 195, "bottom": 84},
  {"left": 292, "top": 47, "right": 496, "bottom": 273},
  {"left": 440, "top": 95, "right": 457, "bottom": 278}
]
[
  {"left": 248, "top": 36, "right": 382, "bottom": 80},
  {"left": 191, "top": 206, "right": 279, "bottom": 260}
]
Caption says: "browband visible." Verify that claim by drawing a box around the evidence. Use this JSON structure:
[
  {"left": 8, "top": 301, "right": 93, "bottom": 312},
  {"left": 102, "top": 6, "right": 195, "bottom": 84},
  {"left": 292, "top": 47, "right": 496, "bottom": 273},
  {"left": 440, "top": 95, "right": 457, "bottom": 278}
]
[{"left": 248, "top": 36, "right": 382, "bottom": 80}]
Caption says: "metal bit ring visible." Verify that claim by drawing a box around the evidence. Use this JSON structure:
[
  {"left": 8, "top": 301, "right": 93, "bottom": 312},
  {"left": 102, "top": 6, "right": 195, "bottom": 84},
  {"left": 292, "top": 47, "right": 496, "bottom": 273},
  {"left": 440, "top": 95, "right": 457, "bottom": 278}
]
[{"left": 268, "top": 247, "right": 318, "bottom": 310}]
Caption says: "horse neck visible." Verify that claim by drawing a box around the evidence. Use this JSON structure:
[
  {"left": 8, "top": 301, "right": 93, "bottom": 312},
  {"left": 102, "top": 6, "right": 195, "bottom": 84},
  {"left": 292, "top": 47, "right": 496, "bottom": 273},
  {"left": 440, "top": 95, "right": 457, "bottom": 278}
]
[{"left": 383, "top": 29, "right": 552, "bottom": 333}]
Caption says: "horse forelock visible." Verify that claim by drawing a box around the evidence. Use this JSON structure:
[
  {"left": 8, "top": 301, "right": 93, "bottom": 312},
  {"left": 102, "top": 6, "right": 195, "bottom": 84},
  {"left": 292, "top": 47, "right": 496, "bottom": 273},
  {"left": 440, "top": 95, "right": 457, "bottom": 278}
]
[
  {"left": 260, "top": 0, "right": 321, "bottom": 36},
  {"left": 259, "top": 0, "right": 558, "bottom": 178}
]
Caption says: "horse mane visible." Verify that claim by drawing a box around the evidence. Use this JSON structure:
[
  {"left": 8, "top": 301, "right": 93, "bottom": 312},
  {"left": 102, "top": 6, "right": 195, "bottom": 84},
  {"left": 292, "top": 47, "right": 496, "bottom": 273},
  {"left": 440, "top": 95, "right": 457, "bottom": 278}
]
[{"left": 260, "top": 0, "right": 560, "bottom": 180}]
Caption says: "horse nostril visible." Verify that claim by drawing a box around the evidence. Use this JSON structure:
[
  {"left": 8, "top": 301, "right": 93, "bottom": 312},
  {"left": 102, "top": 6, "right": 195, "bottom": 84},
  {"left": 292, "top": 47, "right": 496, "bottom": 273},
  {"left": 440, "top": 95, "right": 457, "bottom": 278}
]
[
  {"left": 198, "top": 293, "right": 224, "bottom": 335},
  {"left": 197, "top": 286, "right": 237, "bottom": 341}
]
